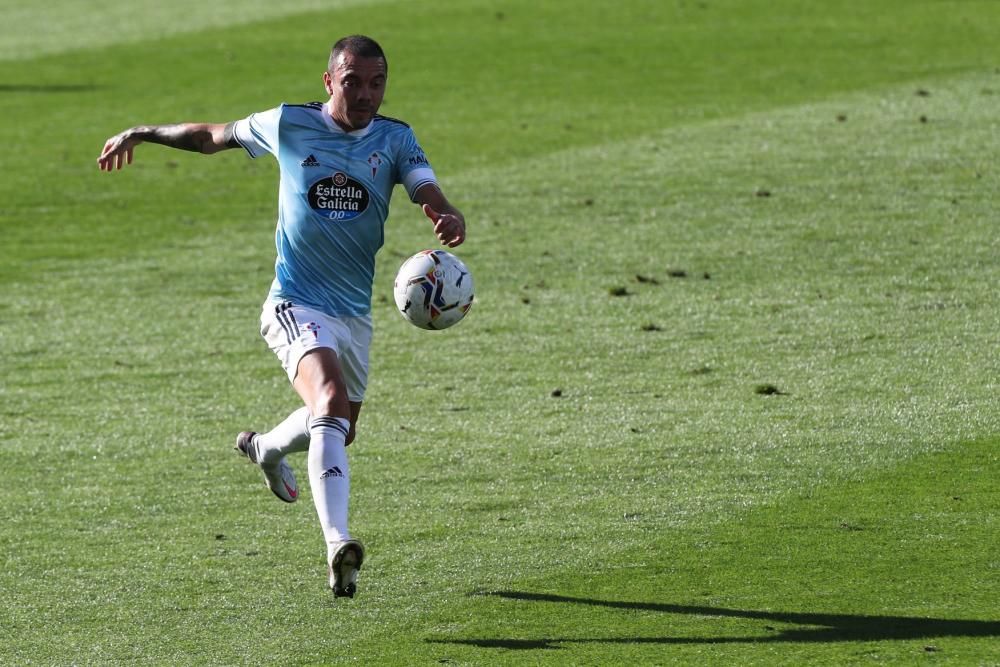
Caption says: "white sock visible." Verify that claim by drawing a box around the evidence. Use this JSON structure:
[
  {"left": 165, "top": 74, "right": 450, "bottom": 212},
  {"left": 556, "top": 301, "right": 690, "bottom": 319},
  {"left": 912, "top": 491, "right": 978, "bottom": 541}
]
[
  {"left": 255, "top": 407, "right": 311, "bottom": 465},
  {"left": 307, "top": 416, "right": 352, "bottom": 551}
]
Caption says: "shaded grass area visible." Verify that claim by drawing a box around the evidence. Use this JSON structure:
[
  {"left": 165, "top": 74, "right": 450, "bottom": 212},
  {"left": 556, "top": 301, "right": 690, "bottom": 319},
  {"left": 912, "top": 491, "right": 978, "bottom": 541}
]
[{"left": 422, "top": 436, "right": 1000, "bottom": 665}]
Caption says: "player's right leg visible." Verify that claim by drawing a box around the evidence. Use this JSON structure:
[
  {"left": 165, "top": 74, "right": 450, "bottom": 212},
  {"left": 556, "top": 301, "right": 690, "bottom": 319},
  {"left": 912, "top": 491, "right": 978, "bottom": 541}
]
[
  {"left": 233, "top": 303, "right": 322, "bottom": 503},
  {"left": 234, "top": 429, "right": 300, "bottom": 503},
  {"left": 255, "top": 406, "right": 312, "bottom": 460}
]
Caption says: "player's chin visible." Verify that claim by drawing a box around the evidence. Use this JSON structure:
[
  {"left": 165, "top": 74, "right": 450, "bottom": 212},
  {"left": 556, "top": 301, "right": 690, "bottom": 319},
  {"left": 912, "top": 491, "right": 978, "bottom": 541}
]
[{"left": 348, "top": 109, "right": 375, "bottom": 128}]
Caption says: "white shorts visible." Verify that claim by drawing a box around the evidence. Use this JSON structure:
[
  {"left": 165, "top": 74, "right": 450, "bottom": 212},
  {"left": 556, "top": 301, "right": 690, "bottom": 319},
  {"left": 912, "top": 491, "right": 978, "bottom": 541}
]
[{"left": 260, "top": 301, "right": 373, "bottom": 402}]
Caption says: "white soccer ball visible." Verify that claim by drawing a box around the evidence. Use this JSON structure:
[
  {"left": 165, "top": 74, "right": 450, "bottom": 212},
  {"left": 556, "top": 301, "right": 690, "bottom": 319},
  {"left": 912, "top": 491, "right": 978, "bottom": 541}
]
[{"left": 393, "top": 249, "right": 474, "bottom": 330}]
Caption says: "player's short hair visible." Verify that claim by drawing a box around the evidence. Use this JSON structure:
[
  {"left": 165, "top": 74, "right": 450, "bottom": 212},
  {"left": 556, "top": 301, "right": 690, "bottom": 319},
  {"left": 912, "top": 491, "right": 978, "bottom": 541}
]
[{"left": 329, "top": 35, "right": 388, "bottom": 74}]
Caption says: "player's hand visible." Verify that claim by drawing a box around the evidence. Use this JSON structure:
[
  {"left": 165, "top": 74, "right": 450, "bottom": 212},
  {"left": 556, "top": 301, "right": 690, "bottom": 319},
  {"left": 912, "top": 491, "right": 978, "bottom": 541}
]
[
  {"left": 97, "top": 130, "right": 140, "bottom": 172},
  {"left": 422, "top": 203, "right": 466, "bottom": 248}
]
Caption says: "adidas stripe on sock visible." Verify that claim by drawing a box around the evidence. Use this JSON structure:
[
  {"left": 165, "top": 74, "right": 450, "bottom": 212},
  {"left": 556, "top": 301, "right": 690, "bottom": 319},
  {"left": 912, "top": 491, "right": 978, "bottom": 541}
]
[{"left": 308, "top": 415, "right": 352, "bottom": 546}]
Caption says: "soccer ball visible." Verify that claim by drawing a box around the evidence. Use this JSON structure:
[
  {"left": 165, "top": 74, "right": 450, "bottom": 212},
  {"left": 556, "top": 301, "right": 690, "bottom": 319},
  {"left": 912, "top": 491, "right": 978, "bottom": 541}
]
[{"left": 393, "top": 250, "right": 474, "bottom": 330}]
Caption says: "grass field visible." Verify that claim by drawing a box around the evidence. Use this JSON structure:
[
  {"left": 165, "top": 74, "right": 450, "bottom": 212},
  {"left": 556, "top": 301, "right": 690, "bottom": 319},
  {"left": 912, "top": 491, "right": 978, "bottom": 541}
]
[{"left": 1, "top": 0, "right": 998, "bottom": 664}]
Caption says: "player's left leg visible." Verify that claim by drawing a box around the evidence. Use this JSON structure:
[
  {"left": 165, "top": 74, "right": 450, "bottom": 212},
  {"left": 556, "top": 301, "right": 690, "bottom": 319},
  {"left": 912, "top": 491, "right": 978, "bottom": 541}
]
[
  {"left": 246, "top": 304, "right": 371, "bottom": 594},
  {"left": 294, "top": 346, "right": 364, "bottom": 596},
  {"left": 300, "top": 315, "right": 370, "bottom": 596},
  {"left": 347, "top": 401, "right": 363, "bottom": 445},
  {"left": 339, "top": 314, "right": 372, "bottom": 447}
]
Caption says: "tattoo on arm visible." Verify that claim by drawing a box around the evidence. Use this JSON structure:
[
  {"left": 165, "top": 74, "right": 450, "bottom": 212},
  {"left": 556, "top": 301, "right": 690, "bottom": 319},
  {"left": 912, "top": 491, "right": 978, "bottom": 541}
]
[{"left": 130, "top": 124, "right": 215, "bottom": 153}]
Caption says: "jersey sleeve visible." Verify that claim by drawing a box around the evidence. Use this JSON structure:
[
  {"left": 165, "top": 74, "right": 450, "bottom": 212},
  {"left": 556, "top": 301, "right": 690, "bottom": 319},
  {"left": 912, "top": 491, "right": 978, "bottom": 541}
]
[
  {"left": 232, "top": 106, "right": 283, "bottom": 158},
  {"left": 396, "top": 128, "right": 438, "bottom": 201}
]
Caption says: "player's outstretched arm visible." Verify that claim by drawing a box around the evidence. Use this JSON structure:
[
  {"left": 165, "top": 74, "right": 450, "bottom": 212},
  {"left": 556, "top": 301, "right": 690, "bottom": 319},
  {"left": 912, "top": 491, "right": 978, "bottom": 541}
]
[
  {"left": 415, "top": 183, "right": 466, "bottom": 248},
  {"left": 97, "top": 122, "right": 240, "bottom": 171}
]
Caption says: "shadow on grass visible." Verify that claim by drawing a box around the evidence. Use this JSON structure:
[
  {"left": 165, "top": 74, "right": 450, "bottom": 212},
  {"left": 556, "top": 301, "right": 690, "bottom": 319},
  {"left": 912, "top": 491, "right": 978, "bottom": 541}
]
[{"left": 426, "top": 591, "right": 1000, "bottom": 650}]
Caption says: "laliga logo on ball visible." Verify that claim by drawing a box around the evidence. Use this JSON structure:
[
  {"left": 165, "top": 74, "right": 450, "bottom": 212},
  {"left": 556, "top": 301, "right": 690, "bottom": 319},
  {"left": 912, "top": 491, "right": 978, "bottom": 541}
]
[{"left": 393, "top": 250, "right": 474, "bottom": 330}]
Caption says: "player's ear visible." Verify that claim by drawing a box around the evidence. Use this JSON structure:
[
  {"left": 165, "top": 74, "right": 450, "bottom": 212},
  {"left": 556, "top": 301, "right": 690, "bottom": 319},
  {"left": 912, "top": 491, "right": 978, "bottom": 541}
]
[{"left": 322, "top": 71, "right": 334, "bottom": 95}]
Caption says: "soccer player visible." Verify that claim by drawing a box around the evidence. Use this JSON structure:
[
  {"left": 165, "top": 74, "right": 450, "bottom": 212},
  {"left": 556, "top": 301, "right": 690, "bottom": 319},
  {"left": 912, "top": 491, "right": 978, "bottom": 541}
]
[{"left": 97, "top": 35, "right": 466, "bottom": 598}]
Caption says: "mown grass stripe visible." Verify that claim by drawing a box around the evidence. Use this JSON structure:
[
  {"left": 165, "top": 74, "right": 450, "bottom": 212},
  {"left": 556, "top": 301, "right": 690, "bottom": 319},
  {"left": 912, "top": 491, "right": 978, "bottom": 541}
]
[{"left": 0, "top": 0, "right": 391, "bottom": 61}]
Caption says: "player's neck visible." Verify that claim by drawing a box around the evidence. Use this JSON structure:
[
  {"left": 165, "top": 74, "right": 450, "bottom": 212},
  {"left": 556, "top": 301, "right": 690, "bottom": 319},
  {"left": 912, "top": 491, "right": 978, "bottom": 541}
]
[{"left": 327, "top": 102, "right": 371, "bottom": 133}]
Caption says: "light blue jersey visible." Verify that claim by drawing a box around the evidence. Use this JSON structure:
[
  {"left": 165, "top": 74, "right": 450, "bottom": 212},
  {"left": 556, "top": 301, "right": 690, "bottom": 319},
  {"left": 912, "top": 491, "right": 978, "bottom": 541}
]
[{"left": 233, "top": 102, "right": 437, "bottom": 316}]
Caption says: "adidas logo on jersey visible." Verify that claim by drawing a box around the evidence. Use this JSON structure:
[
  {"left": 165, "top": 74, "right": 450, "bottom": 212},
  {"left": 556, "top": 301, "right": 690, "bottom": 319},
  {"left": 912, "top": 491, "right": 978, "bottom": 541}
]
[{"left": 301, "top": 154, "right": 321, "bottom": 167}]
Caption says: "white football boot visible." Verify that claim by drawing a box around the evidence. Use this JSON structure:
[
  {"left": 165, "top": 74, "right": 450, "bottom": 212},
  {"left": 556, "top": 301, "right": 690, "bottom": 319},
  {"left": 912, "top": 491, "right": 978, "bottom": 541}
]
[
  {"left": 328, "top": 539, "right": 365, "bottom": 598},
  {"left": 234, "top": 431, "right": 299, "bottom": 503}
]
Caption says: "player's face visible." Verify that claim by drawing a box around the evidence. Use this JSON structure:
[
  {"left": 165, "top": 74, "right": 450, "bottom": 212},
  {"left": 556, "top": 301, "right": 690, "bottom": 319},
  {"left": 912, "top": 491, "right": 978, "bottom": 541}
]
[{"left": 324, "top": 53, "right": 387, "bottom": 131}]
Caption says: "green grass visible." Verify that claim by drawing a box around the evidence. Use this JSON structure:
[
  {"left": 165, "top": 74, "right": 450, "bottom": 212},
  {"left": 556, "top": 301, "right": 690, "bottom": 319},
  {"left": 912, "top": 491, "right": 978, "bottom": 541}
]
[
  {"left": 422, "top": 436, "right": 1000, "bottom": 664},
  {"left": 0, "top": 0, "right": 392, "bottom": 61},
  {"left": 1, "top": 0, "right": 998, "bottom": 664}
]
